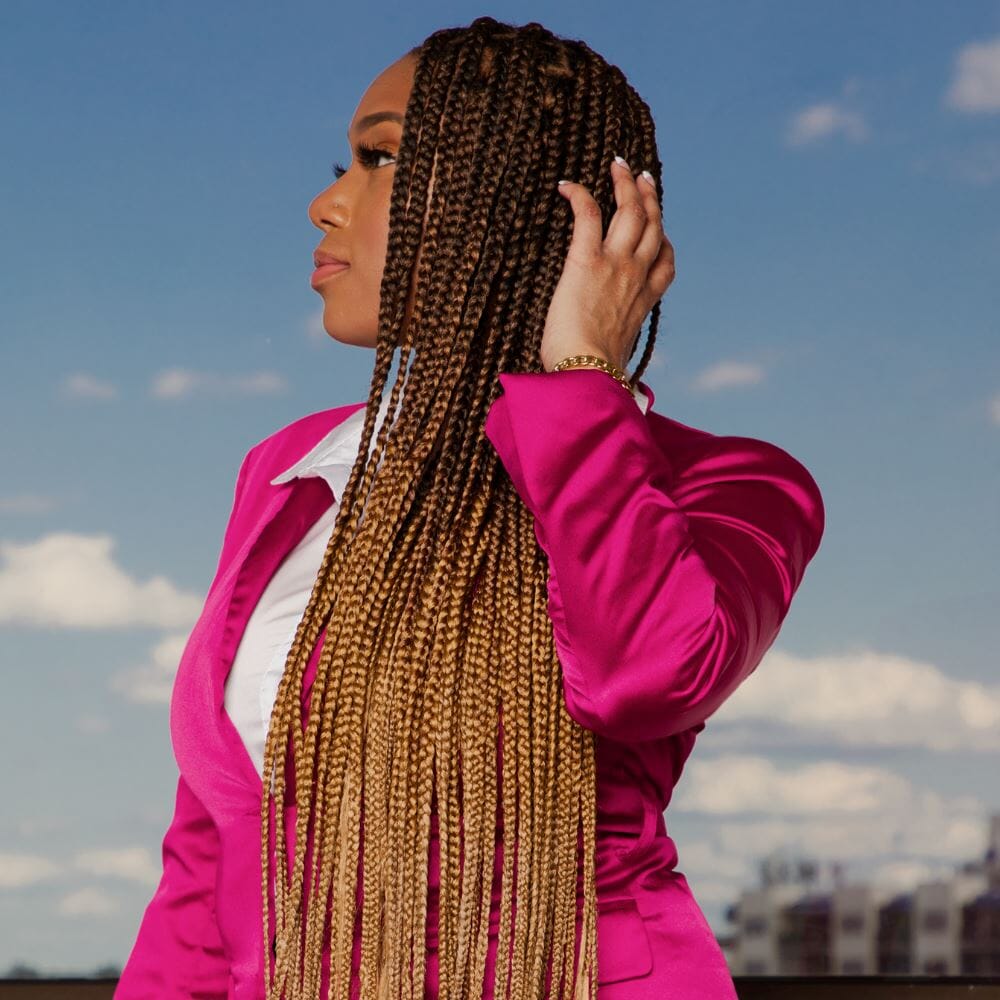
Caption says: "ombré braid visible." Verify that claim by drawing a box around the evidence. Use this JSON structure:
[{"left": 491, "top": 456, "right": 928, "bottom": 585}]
[{"left": 259, "top": 16, "right": 664, "bottom": 1000}]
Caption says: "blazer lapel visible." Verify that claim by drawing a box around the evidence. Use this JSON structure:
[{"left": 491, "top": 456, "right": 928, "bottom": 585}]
[
  {"left": 214, "top": 473, "right": 338, "bottom": 794},
  {"left": 171, "top": 403, "right": 369, "bottom": 818}
]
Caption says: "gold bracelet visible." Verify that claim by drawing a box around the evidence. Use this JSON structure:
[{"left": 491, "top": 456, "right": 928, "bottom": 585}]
[{"left": 551, "top": 354, "right": 633, "bottom": 395}]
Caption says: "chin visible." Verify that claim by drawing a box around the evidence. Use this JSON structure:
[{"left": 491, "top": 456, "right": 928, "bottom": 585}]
[{"left": 322, "top": 325, "right": 378, "bottom": 350}]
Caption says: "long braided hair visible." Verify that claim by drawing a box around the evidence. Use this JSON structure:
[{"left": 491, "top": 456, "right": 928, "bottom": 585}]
[{"left": 260, "top": 17, "right": 664, "bottom": 1000}]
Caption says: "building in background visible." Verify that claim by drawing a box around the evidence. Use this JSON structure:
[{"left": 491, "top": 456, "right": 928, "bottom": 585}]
[{"left": 717, "top": 813, "right": 1000, "bottom": 976}]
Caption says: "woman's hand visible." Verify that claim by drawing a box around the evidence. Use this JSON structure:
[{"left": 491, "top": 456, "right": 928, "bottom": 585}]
[{"left": 539, "top": 156, "right": 675, "bottom": 374}]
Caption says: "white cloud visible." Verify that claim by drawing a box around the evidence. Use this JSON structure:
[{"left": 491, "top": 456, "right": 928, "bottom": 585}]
[
  {"left": 109, "top": 631, "right": 192, "bottom": 705},
  {"left": 785, "top": 101, "right": 868, "bottom": 147},
  {"left": 677, "top": 756, "right": 915, "bottom": 816},
  {"left": 0, "top": 852, "right": 61, "bottom": 888},
  {"left": 690, "top": 360, "right": 765, "bottom": 392},
  {"left": 913, "top": 140, "right": 1000, "bottom": 187},
  {"left": 150, "top": 366, "right": 288, "bottom": 399},
  {"left": 670, "top": 643, "right": 1000, "bottom": 912},
  {"left": 673, "top": 839, "right": 753, "bottom": 885},
  {"left": 75, "top": 714, "right": 111, "bottom": 735},
  {"left": 680, "top": 873, "right": 748, "bottom": 910},
  {"left": 58, "top": 373, "right": 118, "bottom": 401},
  {"left": 74, "top": 847, "right": 160, "bottom": 886},
  {"left": 14, "top": 817, "right": 68, "bottom": 837},
  {"left": 706, "top": 646, "right": 1000, "bottom": 752},
  {"left": 869, "top": 858, "right": 959, "bottom": 893},
  {"left": 944, "top": 36, "right": 1000, "bottom": 113},
  {"left": 0, "top": 532, "right": 203, "bottom": 628},
  {"left": 989, "top": 392, "right": 1000, "bottom": 425},
  {"left": 672, "top": 757, "right": 989, "bottom": 904},
  {"left": 0, "top": 494, "right": 60, "bottom": 514},
  {"left": 710, "top": 792, "right": 986, "bottom": 870},
  {"left": 56, "top": 887, "right": 118, "bottom": 917},
  {"left": 950, "top": 140, "right": 1000, "bottom": 184},
  {"left": 0, "top": 844, "right": 159, "bottom": 899}
]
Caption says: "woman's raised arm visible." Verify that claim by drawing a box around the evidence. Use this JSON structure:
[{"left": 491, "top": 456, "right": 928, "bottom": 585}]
[{"left": 484, "top": 368, "right": 825, "bottom": 743}]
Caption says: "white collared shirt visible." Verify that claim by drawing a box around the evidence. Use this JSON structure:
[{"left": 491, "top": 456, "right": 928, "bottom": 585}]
[{"left": 223, "top": 377, "right": 650, "bottom": 778}]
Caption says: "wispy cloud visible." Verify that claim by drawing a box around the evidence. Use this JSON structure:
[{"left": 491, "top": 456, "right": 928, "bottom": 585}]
[
  {"left": 707, "top": 646, "right": 1000, "bottom": 752},
  {"left": 785, "top": 94, "right": 868, "bottom": 147},
  {"left": 75, "top": 714, "right": 111, "bottom": 735},
  {"left": 109, "top": 631, "right": 192, "bottom": 705},
  {"left": 690, "top": 360, "right": 766, "bottom": 392},
  {"left": 56, "top": 887, "right": 118, "bottom": 917},
  {"left": 0, "top": 844, "right": 159, "bottom": 901},
  {"left": 150, "top": 366, "right": 288, "bottom": 400},
  {"left": 74, "top": 847, "right": 160, "bottom": 886},
  {"left": 0, "top": 494, "right": 60, "bottom": 515},
  {"left": 944, "top": 35, "right": 1000, "bottom": 114},
  {"left": 675, "top": 757, "right": 987, "bottom": 904},
  {"left": 683, "top": 834, "right": 978, "bottom": 912},
  {"left": 0, "top": 852, "right": 61, "bottom": 889},
  {"left": 58, "top": 373, "right": 118, "bottom": 401},
  {"left": 681, "top": 755, "right": 916, "bottom": 817},
  {"left": 913, "top": 139, "right": 1000, "bottom": 186},
  {"left": 689, "top": 763, "right": 986, "bottom": 863},
  {"left": 0, "top": 532, "right": 203, "bottom": 628}
]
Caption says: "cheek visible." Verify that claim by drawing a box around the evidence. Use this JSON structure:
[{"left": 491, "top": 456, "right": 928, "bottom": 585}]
[{"left": 363, "top": 197, "right": 392, "bottom": 285}]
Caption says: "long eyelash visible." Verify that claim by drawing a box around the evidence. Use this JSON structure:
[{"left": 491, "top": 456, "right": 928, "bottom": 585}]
[{"left": 331, "top": 141, "right": 394, "bottom": 179}]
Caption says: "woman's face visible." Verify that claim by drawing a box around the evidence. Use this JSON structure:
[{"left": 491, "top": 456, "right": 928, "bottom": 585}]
[{"left": 308, "top": 52, "right": 419, "bottom": 350}]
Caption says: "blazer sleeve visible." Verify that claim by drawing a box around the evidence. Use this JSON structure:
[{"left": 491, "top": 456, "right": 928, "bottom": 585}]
[
  {"left": 116, "top": 445, "right": 259, "bottom": 998},
  {"left": 483, "top": 369, "right": 826, "bottom": 743},
  {"left": 114, "top": 775, "right": 231, "bottom": 998}
]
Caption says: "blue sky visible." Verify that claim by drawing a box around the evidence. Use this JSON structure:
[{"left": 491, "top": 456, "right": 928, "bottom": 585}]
[{"left": 1, "top": 0, "right": 998, "bottom": 977}]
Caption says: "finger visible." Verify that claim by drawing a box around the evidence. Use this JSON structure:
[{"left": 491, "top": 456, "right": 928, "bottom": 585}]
[
  {"left": 604, "top": 155, "right": 647, "bottom": 256},
  {"left": 646, "top": 232, "right": 676, "bottom": 298},
  {"left": 556, "top": 179, "right": 604, "bottom": 260},
  {"left": 634, "top": 171, "right": 665, "bottom": 263}
]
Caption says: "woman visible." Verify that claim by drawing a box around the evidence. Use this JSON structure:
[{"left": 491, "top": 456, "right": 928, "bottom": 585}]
[{"left": 116, "top": 17, "right": 825, "bottom": 1000}]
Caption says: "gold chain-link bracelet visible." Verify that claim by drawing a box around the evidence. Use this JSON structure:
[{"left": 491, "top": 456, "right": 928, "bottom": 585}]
[{"left": 551, "top": 354, "right": 633, "bottom": 395}]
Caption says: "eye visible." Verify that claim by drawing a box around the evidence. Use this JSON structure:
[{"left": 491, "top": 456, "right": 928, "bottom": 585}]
[{"left": 331, "top": 142, "right": 396, "bottom": 179}]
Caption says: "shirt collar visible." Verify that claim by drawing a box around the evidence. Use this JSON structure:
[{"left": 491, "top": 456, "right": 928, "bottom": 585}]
[
  {"left": 269, "top": 379, "right": 403, "bottom": 500},
  {"left": 632, "top": 381, "right": 650, "bottom": 414}
]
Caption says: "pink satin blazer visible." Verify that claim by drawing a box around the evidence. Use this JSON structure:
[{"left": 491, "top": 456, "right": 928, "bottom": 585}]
[{"left": 115, "top": 368, "right": 825, "bottom": 999}]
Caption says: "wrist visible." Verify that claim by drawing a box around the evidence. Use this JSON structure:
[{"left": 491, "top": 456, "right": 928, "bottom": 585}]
[
  {"left": 542, "top": 345, "right": 623, "bottom": 373},
  {"left": 549, "top": 353, "right": 634, "bottom": 396}
]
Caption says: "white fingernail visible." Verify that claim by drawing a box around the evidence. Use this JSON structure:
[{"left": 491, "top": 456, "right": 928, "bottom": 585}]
[
  {"left": 557, "top": 179, "right": 571, "bottom": 186},
  {"left": 614, "top": 155, "right": 629, "bottom": 169},
  {"left": 639, "top": 170, "right": 655, "bottom": 185}
]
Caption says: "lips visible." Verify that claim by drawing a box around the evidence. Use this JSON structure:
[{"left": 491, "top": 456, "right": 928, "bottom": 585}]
[
  {"left": 314, "top": 249, "right": 349, "bottom": 267},
  {"left": 311, "top": 261, "right": 350, "bottom": 287}
]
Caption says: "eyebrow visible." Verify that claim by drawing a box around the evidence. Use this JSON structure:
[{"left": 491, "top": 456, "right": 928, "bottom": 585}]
[{"left": 348, "top": 111, "right": 404, "bottom": 138}]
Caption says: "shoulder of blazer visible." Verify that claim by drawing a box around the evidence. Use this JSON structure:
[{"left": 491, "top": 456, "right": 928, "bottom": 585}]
[
  {"left": 213, "top": 401, "right": 368, "bottom": 575},
  {"left": 645, "top": 408, "right": 825, "bottom": 557}
]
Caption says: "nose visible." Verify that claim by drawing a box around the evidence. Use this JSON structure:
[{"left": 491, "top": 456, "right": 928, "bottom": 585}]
[{"left": 308, "top": 184, "right": 349, "bottom": 232}]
